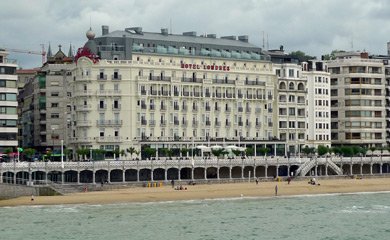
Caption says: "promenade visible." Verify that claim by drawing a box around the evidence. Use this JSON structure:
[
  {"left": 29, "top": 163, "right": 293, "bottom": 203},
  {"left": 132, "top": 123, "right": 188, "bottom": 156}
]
[{"left": 1, "top": 156, "right": 390, "bottom": 185}]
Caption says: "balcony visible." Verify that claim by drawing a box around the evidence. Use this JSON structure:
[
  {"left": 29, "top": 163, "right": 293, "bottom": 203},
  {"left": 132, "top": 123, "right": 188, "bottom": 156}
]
[
  {"left": 141, "top": 90, "right": 147, "bottom": 95},
  {"left": 160, "top": 120, "right": 167, "bottom": 126},
  {"left": 205, "top": 92, "right": 211, "bottom": 97},
  {"left": 150, "top": 105, "right": 155, "bottom": 110},
  {"left": 174, "top": 105, "right": 179, "bottom": 111},
  {"left": 215, "top": 106, "right": 221, "bottom": 111},
  {"left": 215, "top": 121, "right": 221, "bottom": 127},
  {"left": 149, "top": 120, "right": 156, "bottom": 126},
  {"left": 160, "top": 105, "right": 167, "bottom": 111},
  {"left": 226, "top": 122, "right": 231, "bottom": 127},
  {"left": 193, "top": 106, "right": 198, "bottom": 112},
  {"left": 98, "top": 104, "right": 108, "bottom": 110},
  {"left": 149, "top": 76, "right": 171, "bottom": 82},
  {"left": 161, "top": 91, "right": 170, "bottom": 96},
  {"left": 96, "top": 136, "right": 122, "bottom": 143},
  {"left": 238, "top": 107, "right": 243, "bottom": 112},
  {"left": 76, "top": 105, "right": 92, "bottom": 111},
  {"left": 182, "top": 105, "right": 187, "bottom": 112},
  {"left": 111, "top": 74, "right": 122, "bottom": 81},
  {"left": 205, "top": 106, "right": 211, "bottom": 111},
  {"left": 255, "top": 108, "right": 261, "bottom": 113},
  {"left": 174, "top": 120, "right": 180, "bottom": 125},
  {"left": 225, "top": 107, "right": 231, "bottom": 112},
  {"left": 141, "top": 103, "right": 147, "bottom": 109},
  {"left": 141, "top": 119, "right": 147, "bottom": 125},
  {"left": 192, "top": 121, "right": 199, "bottom": 127},
  {"left": 97, "top": 74, "right": 107, "bottom": 80},
  {"left": 182, "top": 120, "right": 188, "bottom": 126},
  {"left": 77, "top": 120, "right": 92, "bottom": 127},
  {"left": 96, "top": 120, "right": 123, "bottom": 126},
  {"left": 246, "top": 107, "right": 251, "bottom": 113},
  {"left": 173, "top": 91, "right": 180, "bottom": 96},
  {"left": 205, "top": 120, "right": 211, "bottom": 126},
  {"left": 238, "top": 121, "right": 243, "bottom": 126},
  {"left": 193, "top": 92, "right": 201, "bottom": 97},
  {"left": 183, "top": 91, "right": 190, "bottom": 97}
]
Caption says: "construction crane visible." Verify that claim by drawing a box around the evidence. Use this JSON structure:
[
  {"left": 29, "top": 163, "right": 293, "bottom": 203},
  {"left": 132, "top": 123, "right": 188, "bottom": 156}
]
[{"left": 4, "top": 44, "right": 46, "bottom": 65}]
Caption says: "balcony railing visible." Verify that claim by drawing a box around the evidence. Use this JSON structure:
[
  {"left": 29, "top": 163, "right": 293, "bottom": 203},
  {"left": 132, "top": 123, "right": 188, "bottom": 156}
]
[{"left": 96, "top": 120, "right": 123, "bottom": 126}]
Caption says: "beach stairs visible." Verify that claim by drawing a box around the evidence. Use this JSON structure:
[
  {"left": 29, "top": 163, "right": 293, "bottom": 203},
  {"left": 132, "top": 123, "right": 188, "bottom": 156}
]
[
  {"left": 48, "top": 183, "right": 84, "bottom": 195},
  {"left": 295, "top": 159, "right": 317, "bottom": 177},
  {"left": 326, "top": 159, "right": 343, "bottom": 175}
]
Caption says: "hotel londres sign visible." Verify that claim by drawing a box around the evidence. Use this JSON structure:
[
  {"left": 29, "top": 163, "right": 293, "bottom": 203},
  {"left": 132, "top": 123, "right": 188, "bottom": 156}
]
[{"left": 181, "top": 63, "right": 230, "bottom": 71}]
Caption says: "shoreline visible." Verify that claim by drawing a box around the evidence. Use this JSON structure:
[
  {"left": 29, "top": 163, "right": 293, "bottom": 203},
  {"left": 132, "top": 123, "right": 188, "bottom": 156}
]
[{"left": 1, "top": 178, "right": 390, "bottom": 207}]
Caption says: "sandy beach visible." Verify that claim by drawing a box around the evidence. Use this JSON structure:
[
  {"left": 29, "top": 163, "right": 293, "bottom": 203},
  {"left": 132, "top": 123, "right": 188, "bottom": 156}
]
[{"left": 1, "top": 178, "right": 390, "bottom": 207}]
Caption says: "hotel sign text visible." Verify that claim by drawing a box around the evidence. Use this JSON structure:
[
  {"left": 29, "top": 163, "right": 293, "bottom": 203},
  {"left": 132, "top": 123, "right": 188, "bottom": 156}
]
[{"left": 181, "top": 63, "right": 230, "bottom": 71}]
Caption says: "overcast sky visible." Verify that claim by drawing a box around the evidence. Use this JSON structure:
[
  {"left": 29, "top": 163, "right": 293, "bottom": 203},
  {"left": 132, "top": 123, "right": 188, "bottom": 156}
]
[{"left": 1, "top": 0, "right": 390, "bottom": 68}]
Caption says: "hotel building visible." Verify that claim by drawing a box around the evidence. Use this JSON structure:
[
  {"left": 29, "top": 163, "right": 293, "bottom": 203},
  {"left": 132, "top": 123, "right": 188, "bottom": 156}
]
[
  {"left": 328, "top": 52, "right": 386, "bottom": 148},
  {"left": 69, "top": 26, "right": 286, "bottom": 157},
  {"left": 0, "top": 49, "right": 18, "bottom": 152}
]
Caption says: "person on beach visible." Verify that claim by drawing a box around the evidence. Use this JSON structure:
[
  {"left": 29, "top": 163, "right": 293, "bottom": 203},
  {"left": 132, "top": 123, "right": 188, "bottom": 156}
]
[
  {"left": 171, "top": 179, "right": 174, "bottom": 188},
  {"left": 275, "top": 185, "right": 278, "bottom": 196},
  {"left": 287, "top": 177, "right": 291, "bottom": 184},
  {"left": 256, "top": 178, "right": 259, "bottom": 185},
  {"left": 31, "top": 195, "right": 34, "bottom": 201}
]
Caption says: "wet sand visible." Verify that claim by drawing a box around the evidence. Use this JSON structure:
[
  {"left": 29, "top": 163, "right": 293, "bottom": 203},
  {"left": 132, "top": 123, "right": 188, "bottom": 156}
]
[{"left": 1, "top": 178, "right": 390, "bottom": 207}]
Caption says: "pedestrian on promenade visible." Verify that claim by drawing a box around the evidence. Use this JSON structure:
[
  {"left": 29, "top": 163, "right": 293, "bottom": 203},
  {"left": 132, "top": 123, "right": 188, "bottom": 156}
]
[
  {"left": 171, "top": 179, "right": 175, "bottom": 188},
  {"left": 275, "top": 185, "right": 278, "bottom": 196},
  {"left": 255, "top": 178, "right": 259, "bottom": 185}
]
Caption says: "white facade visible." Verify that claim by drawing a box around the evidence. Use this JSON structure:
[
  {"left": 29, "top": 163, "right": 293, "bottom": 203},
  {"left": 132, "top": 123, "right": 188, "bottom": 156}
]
[
  {"left": 274, "top": 62, "right": 307, "bottom": 155},
  {"left": 302, "top": 61, "right": 331, "bottom": 148},
  {"left": 70, "top": 54, "right": 278, "bottom": 153},
  {"left": 0, "top": 50, "right": 18, "bottom": 151}
]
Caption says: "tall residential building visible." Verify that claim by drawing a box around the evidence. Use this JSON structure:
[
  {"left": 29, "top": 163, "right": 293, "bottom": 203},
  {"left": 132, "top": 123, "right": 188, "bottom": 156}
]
[
  {"left": 69, "top": 26, "right": 285, "bottom": 157},
  {"left": 0, "top": 49, "right": 18, "bottom": 152},
  {"left": 302, "top": 60, "right": 331, "bottom": 148},
  {"left": 267, "top": 49, "right": 307, "bottom": 155},
  {"left": 19, "top": 46, "right": 74, "bottom": 151},
  {"left": 328, "top": 52, "right": 386, "bottom": 148}
]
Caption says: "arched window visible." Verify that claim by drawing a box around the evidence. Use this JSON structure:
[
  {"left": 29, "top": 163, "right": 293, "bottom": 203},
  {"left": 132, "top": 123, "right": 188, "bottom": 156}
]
[
  {"left": 289, "top": 82, "right": 294, "bottom": 90},
  {"left": 279, "top": 82, "right": 286, "bottom": 89},
  {"left": 298, "top": 83, "right": 305, "bottom": 91}
]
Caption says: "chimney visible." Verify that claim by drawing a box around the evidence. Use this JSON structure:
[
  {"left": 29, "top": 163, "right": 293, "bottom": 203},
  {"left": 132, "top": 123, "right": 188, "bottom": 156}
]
[
  {"left": 387, "top": 42, "right": 390, "bottom": 56},
  {"left": 183, "top": 31, "right": 197, "bottom": 36},
  {"left": 102, "top": 25, "right": 109, "bottom": 35},
  {"left": 161, "top": 28, "right": 168, "bottom": 35},
  {"left": 221, "top": 36, "right": 236, "bottom": 40},
  {"left": 238, "top": 35, "right": 248, "bottom": 42},
  {"left": 360, "top": 52, "right": 369, "bottom": 59}
]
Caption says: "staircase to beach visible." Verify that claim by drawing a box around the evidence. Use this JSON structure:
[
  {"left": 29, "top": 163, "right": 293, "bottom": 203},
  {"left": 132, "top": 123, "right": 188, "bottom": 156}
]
[
  {"left": 326, "top": 159, "right": 343, "bottom": 175},
  {"left": 295, "top": 159, "right": 317, "bottom": 176}
]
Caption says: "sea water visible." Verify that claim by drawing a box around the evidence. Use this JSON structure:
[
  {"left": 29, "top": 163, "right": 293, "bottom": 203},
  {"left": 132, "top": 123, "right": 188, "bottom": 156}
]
[{"left": 1, "top": 192, "right": 390, "bottom": 240}]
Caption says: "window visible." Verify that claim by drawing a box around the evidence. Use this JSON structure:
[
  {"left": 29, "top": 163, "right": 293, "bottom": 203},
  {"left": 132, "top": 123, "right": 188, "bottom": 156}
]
[
  {"left": 51, "top": 92, "right": 59, "bottom": 97},
  {"left": 51, "top": 103, "right": 59, "bottom": 108},
  {"left": 51, "top": 113, "right": 60, "bottom": 118}
]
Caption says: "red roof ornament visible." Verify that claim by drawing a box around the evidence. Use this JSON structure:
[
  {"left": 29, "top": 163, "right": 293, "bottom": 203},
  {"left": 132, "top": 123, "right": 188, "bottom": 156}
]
[{"left": 75, "top": 47, "right": 100, "bottom": 64}]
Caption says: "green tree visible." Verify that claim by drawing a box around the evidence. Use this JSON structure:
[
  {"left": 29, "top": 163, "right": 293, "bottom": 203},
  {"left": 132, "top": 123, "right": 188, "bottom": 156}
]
[
  {"left": 64, "top": 148, "right": 72, "bottom": 161},
  {"left": 126, "top": 147, "right": 136, "bottom": 160},
  {"left": 340, "top": 146, "right": 353, "bottom": 157},
  {"left": 317, "top": 145, "right": 329, "bottom": 156},
  {"left": 180, "top": 148, "right": 189, "bottom": 157},
  {"left": 258, "top": 147, "right": 270, "bottom": 156},
  {"left": 245, "top": 147, "right": 254, "bottom": 156},
  {"left": 321, "top": 50, "right": 346, "bottom": 60},
  {"left": 143, "top": 147, "right": 156, "bottom": 159},
  {"left": 289, "top": 50, "right": 316, "bottom": 62},
  {"left": 76, "top": 147, "right": 89, "bottom": 161},
  {"left": 302, "top": 146, "right": 316, "bottom": 156},
  {"left": 159, "top": 148, "right": 168, "bottom": 157},
  {"left": 231, "top": 149, "right": 242, "bottom": 157},
  {"left": 211, "top": 149, "right": 227, "bottom": 158},
  {"left": 24, "top": 148, "right": 36, "bottom": 161}
]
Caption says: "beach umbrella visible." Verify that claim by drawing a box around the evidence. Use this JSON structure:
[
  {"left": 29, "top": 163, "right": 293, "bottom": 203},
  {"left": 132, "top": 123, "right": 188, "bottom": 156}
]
[
  {"left": 211, "top": 145, "right": 223, "bottom": 150},
  {"left": 196, "top": 145, "right": 211, "bottom": 151}
]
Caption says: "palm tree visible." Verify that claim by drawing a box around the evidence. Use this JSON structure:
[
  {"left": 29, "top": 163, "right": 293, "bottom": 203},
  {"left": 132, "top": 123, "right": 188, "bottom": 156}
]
[{"left": 126, "top": 147, "right": 136, "bottom": 160}]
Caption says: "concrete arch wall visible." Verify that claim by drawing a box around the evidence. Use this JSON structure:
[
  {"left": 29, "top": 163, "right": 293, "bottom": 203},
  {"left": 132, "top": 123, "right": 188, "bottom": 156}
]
[
  {"left": 80, "top": 170, "right": 93, "bottom": 183},
  {"left": 110, "top": 169, "right": 123, "bottom": 182},
  {"left": 194, "top": 167, "right": 205, "bottom": 179},
  {"left": 139, "top": 169, "right": 151, "bottom": 181},
  {"left": 153, "top": 168, "right": 165, "bottom": 181},
  {"left": 167, "top": 168, "right": 179, "bottom": 180},
  {"left": 206, "top": 167, "right": 218, "bottom": 179},
  {"left": 231, "top": 166, "right": 242, "bottom": 178},
  {"left": 180, "top": 167, "right": 192, "bottom": 180},
  {"left": 219, "top": 167, "right": 230, "bottom": 178},
  {"left": 125, "top": 169, "right": 138, "bottom": 181},
  {"left": 64, "top": 170, "right": 78, "bottom": 183}
]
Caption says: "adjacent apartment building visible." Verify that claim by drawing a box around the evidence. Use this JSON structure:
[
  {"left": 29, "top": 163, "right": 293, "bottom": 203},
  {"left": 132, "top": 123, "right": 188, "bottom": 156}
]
[
  {"left": 0, "top": 49, "right": 18, "bottom": 152},
  {"left": 328, "top": 52, "right": 386, "bottom": 148}
]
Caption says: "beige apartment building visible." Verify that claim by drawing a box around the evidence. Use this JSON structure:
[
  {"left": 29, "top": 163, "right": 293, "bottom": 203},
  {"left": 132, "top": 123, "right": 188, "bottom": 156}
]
[{"left": 328, "top": 52, "right": 386, "bottom": 148}]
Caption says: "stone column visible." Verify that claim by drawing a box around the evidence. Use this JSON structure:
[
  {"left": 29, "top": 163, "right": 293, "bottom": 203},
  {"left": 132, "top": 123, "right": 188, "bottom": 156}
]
[
  {"left": 360, "top": 164, "right": 363, "bottom": 175},
  {"left": 241, "top": 167, "right": 244, "bottom": 179},
  {"left": 92, "top": 171, "right": 96, "bottom": 184},
  {"left": 265, "top": 165, "right": 268, "bottom": 178},
  {"left": 370, "top": 164, "right": 373, "bottom": 175},
  {"left": 350, "top": 164, "right": 353, "bottom": 175},
  {"left": 276, "top": 165, "right": 279, "bottom": 177},
  {"left": 28, "top": 168, "right": 32, "bottom": 185},
  {"left": 325, "top": 164, "right": 328, "bottom": 176},
  {"left": 204, "top": 168, "right": 207, "bottom": 180},
  {"left": 191, "top": 168, "right": 194, "bottom": 180},
  {"left": 380, "top": 163, "right": 383, "bottom": 174},
  {"left": 137, "top": 169, "right": 140, "bottom": 182},
  {"left": 229, "top": 167, "right": 232, "bottom": 180},
  {"left": 164, "top": 169, "right": 168, "bottom": 181},
  {"left": 122, "top": 170, "right": 126, "bottom": 183},
  {"left": 77, "top": 171, "right": 80, "bottom": 184},
  {"left": 0, "top": 170, "right": 2, "bottom": 183},
  {"left": 178, "top": 168, "right": 181, "bottom": 181},
  {"left": 217, "top": 167, "right": 220, "bottom": 180},
  {"left": 61, "top": 172, "right": 65, "bottom": 184},
  {"left": 287, "top": 166, "right": 290, "bottom": 177},
  {"left": 45, "top": 171, "right": 48, "bottom": 185}
]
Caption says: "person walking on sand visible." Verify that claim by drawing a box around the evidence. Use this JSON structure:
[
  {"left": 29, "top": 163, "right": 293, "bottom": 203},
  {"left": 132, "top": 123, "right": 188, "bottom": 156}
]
[
  {"left": 255, "top": 178, "right": 259, "bottom": 185},
  {"left": 275, "top": 185, "right": 278, "bottom": 196},
  {"left": 31, "top": 194, "right": 34, "bottom": 201},
  {"left": 171, "top": 179, "right": 175, "bottom": 188}
]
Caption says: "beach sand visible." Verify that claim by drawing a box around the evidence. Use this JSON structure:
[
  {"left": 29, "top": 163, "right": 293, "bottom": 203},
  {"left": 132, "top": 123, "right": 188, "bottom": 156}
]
[{"left": 1, "top": 178, "right": 390, "bottom": 207}]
